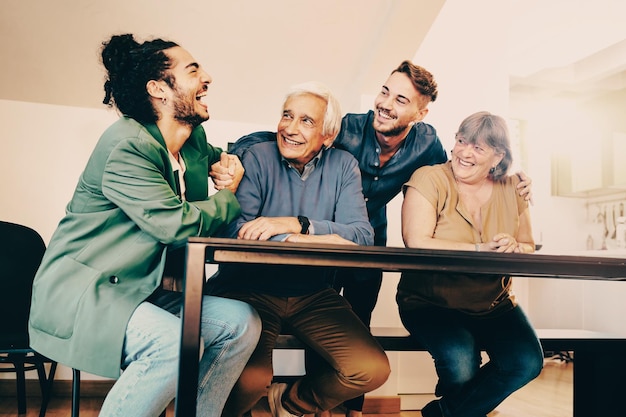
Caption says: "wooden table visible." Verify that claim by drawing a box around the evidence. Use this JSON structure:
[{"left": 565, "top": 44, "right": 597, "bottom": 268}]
[{"left": 174, "top": 237, "right": 626, "bottom": 417}]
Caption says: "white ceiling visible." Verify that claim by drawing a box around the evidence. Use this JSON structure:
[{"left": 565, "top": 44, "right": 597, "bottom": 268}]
[
  {"left": 508, "top": 0, "right": 626, "bottom": 102},
  {"left": 1, "top": 0, "right": 625, "bottom": 125},
  {"left": 0, "top": 0, "right": 444, "bottom": 126}
]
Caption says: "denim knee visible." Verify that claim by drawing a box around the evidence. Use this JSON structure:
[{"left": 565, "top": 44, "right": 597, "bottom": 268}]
[
  {"left": 435, "top": 345, "right": 480, "bottom": 386},
  {"left": 200, "top": 296, "right": 261, "bottom": 350},
  {"left": 513, "top": 347, "right": 544, "bottom": 383}
]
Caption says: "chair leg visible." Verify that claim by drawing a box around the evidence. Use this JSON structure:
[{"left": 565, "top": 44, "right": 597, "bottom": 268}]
[
  {"left": 39, "top": 361, "right": 58, "bottom": 417},
  {"left": 72, "top": 368, "right": 81, "bottom": 417},
  {"left": 11, "top": 353, "right": 27, "bottom": 414}
]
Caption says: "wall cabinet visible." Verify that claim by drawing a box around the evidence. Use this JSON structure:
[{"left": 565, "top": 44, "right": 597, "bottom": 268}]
[{"left": 552, "top": 132, "right": 626, "bottom": 197}]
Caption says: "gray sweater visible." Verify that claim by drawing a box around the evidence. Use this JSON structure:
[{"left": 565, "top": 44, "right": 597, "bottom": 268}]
[{"left": 208, "top": 138, "right": 373, "bottom": 296}]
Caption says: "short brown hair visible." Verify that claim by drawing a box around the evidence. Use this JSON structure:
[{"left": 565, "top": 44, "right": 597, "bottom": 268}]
[{"left": 392, "top": 60, "right": 438, "bottom": 103}]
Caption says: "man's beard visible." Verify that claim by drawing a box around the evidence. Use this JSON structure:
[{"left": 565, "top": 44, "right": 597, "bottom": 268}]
[
  {"left": 172, "top": 89, "right": 208, "bottom": 128},
  {"left": 175, "top": 111, "right": 206, "bottom": 128},
  {"left": 373, "top": 119, "right": 410, "bottom": 137}
]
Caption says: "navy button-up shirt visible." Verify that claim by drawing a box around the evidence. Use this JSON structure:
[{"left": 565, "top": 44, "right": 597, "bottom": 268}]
[{"left": 334, "top": 111, "right": 447, "bottom": 244}]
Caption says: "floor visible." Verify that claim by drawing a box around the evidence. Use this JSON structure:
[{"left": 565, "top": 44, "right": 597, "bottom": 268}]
[{"left": 0, "top": 359, "right": 572, "bottom": 417}]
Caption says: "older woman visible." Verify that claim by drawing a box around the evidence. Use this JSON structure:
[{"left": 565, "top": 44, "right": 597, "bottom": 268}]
[{"left": 397, "top": 111, "right": 543, "bottom": 417}]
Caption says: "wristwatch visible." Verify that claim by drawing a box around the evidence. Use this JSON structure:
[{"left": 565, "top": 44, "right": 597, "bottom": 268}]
[{"left": 297, "top": 216, "right": 310, "bottom": 235}]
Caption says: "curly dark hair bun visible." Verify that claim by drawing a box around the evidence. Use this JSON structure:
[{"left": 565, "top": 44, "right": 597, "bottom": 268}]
[{"left": 100, "top": 33, "right": 178, "bottom": 123}]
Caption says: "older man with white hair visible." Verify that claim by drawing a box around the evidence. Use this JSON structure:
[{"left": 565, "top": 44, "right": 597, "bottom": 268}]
[{"left": 207, "top": 81, "right": 391, "bottom": 417}]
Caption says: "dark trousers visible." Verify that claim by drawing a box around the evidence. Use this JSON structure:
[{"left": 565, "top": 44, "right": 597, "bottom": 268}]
[{"left": 400, "top": 304, "right": 543, "bottom": 417}]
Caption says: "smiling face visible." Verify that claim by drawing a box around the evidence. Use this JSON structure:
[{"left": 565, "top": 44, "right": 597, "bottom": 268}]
[
  {"left": 276, "top": 93, "right": 334, "bottom": 173},
  {"left": 372, "top": 71, "right": 429, "bottom": 138},
  {"left": 163, "top": 46, "right": 212, "bottom": 127},
  {"left": 451, "top": 135, "right": 504, "bottom": 184}
]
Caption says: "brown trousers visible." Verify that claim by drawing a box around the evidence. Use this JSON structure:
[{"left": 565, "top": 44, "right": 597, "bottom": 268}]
[{"left": 220, "top": 288, "right": 390, "bottom": 417}]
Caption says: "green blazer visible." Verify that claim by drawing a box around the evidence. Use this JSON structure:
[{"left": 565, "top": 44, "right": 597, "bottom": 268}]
[{"left": 28, "top": 117, "right": 240, "bottom": 378}]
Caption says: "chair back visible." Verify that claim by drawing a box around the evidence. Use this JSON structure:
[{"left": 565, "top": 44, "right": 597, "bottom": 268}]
[{"left": 0, "top": 221, "right": 46, "bottom": 349}]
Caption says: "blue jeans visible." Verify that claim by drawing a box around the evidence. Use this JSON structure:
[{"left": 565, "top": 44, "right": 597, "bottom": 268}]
[
  {"left": 399, "top": 304, "right": 543, "bottom": 417},
  {"left": 99, "top": 296, "right": 261, "bottom": 417}
]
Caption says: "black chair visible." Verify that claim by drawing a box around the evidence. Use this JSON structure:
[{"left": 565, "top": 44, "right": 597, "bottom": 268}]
[
  {"left": 0, "top": 220, "right": 56, "bottom": 417},
  {"left": 0, "top": 220, "right": 168, "bottom": 417}
]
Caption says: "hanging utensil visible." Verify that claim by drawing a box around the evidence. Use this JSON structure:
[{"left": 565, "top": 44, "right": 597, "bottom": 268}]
[{"left": 611, "top": 204, "right": 617, "bottom": 239}]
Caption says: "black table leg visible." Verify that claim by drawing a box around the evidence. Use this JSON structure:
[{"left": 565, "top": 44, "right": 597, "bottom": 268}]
[
  {"left": 573, "top": 349, "right": 626, "bottom": 416},
  {"left": 174, "top": 243, "right": 207, "bottom": 417}
]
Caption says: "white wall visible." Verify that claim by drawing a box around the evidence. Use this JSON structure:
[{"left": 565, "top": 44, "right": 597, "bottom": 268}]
[{"left": 1, "top": 101, "right": 116, "bottom": 242}]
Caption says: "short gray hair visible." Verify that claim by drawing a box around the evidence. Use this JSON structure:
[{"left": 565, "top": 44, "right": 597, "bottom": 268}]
[
  {"left": 456, "top": 111, "right": 513, "bottom": 181},
  {"left": 284, "top": 81, "right": 342, "bottom": 141}
]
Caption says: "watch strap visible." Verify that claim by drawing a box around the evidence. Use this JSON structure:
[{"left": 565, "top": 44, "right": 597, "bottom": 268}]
[{"left": 297, "top": 216, "right": 310, "bottom": 235}]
